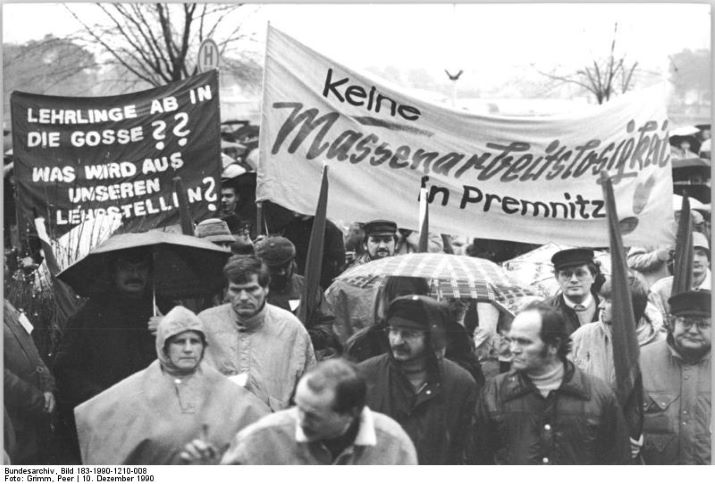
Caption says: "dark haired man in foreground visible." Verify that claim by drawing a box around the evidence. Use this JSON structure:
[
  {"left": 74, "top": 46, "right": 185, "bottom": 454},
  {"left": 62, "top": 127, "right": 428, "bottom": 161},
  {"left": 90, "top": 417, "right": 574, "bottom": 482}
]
[
  {"left": 181, "top": 359, "right": 417, "bottom": 464},
  {"left": 475, "top": 302, "right": 630, "bottom": 464}
]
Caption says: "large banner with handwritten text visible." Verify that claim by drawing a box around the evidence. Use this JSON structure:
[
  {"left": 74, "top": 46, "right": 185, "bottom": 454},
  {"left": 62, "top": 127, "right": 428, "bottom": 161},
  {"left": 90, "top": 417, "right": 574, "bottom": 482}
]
[
  {"left": 258, "top": 27, "right": 675, "bottom": 248},
  {"left": 11, "top": 71, "right": 221, "bottom": 238}
]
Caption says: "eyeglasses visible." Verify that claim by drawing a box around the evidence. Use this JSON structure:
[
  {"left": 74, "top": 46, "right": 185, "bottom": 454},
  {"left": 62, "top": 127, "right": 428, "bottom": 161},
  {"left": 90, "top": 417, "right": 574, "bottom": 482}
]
[
  {"left": 386, "top": 327, "right": 425, "bottom": 339},
  {"left": 557, "top": 268, "right": 591, "bottom": 279},
  {"left": 674, "top": 316, "right": 711, "bottom": 331}
]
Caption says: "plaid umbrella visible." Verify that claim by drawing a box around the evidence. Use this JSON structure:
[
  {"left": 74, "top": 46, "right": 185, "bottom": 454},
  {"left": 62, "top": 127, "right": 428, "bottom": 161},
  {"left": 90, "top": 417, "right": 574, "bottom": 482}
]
[{"left": 336, "top": 253, "right": 535, "bottom": 311}]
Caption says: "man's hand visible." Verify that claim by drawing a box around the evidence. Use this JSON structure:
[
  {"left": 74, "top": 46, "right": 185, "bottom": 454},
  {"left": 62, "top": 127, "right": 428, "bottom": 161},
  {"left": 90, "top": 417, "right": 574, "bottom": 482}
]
[
  {"left": 43, "top": 392, "right": 56, "bottom": 414},
  {"left": 629, "top": 435, "right": 643, "bottom": 460},
  {"left": 179, "top": 439, "right": 220, "bottom": 465},
  {"left": 147, "top": 316, "right": 163, "bottom": 335},
  {"left": 656, "top": 247, "right": 673, "bottom": 262}
]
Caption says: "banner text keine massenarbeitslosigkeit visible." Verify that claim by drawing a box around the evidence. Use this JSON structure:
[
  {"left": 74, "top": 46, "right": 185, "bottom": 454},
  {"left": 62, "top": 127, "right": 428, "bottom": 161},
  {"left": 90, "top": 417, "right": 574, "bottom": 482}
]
[{"left": 257, "top": 26, "right": 675, "bottom": 248}]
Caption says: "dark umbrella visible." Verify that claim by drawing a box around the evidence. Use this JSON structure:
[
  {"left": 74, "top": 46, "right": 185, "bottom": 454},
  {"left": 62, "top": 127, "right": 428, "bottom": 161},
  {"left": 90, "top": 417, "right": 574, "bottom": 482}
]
[
  {"left": 671, "top": 157, "right": 711, "bottom": 183},
  {"left": 58, "top": 231, "right": 231, "bottom": 299},
  {"left": 669, "top": 134, "right": 701, "bottom": 155}
]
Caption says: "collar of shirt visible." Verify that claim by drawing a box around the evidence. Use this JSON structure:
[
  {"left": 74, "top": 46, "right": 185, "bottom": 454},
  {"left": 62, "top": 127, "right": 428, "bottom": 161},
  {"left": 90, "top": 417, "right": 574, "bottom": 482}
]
[
  {"left": 666, "top": 338, "right": 712, "bottom": 364},
  {"left": 294, "top": 406, "right": 377, "bottom": 447},
  {"left": 563, "top": 293, "right": 595, "bottom": 311},
  {"left": 695, "top": 269, "right": 712, "bottom": 290}
]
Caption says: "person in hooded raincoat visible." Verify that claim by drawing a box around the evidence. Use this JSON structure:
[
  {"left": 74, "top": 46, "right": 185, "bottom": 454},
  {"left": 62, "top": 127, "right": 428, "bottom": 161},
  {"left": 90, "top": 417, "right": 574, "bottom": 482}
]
[{"left": 74, "top": 306, "right": 269, "bottom": 465}]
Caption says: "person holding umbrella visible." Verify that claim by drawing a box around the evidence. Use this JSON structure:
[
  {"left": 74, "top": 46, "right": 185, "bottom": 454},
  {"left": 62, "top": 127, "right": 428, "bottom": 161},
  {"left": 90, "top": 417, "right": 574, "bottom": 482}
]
[
  {"left": 53, "top": 247, "right": 168, "bottom": 461},
  {"left": 74, "top": 306, "right": 269, "bottom": 464},
  {"left": 54, "top": 231, "right": 231, "bottom": 462}
]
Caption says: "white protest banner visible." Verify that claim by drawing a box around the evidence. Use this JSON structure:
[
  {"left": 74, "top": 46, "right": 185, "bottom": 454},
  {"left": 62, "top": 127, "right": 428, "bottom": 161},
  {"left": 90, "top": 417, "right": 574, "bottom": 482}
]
[{"left": 258, "top": 26, "right": 675, "bottom": 248}]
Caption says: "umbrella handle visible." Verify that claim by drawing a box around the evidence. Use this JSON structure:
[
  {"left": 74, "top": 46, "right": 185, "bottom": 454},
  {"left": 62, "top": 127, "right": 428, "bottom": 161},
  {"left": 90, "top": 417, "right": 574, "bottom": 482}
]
[{"left": 153, "top": 281, "right": 158, "bottom": 317}]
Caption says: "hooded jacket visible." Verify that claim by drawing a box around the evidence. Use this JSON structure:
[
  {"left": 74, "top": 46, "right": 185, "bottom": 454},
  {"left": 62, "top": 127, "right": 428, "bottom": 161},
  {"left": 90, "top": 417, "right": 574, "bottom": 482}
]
[
  {"left": 358, "top": 296, "right": 479, "bottom": 464},
  {"left": 75, "top": 306, "right": 269, "bottom": 464}
]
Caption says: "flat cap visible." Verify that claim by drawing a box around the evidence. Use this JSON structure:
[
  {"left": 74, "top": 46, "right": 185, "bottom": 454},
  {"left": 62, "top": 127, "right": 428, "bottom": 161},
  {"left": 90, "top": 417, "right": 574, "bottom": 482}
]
[
  {"left": 551, "top": 248, "right": 595, "bottom": 270},
  {"left": 668, "top": 290, "right": 711, "bottom": 317},
  {"left": 195, "top": 218, "right": 235, "bottom": 244},
  {"left": 364, "top": 219, "right": 397, "bottom": 237},
  {"left": 255, "top": 236, "right": 295, "bottom": 266}
]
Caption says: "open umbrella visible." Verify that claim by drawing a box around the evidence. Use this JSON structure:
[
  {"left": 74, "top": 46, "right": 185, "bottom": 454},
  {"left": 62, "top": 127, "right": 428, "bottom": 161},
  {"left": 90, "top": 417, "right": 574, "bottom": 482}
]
[
  {"left": 336, "top": 253, "right": 535, "bottom": 312},
  {"left": 58, "top": 231, "right": 231, "bottom": 299}
]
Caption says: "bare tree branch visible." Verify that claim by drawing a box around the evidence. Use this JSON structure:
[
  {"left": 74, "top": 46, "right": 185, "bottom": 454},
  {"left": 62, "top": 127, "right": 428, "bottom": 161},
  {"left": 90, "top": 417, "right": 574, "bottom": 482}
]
[
  {"left": 57, "top": 3, "right": 256, "bottom": 90},
  {"left": 535, "top": 21, "right": 640, "bottom": 104},
  {"left": 64, "top": 5, "right": 159, "bottom": 86}
]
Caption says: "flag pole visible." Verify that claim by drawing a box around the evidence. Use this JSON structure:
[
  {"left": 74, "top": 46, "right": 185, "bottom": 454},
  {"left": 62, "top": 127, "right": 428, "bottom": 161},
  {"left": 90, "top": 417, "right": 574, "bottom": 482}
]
[
  {"left": 298, "top": 165, "right": 329, "bottom": 326},
  {"left": 599, "top": 171, "right": 643, "bottom": 444},
  {"left": 418, "top": 188, "right": 429, "bottom": 252},
  {"left": 672, "top": 195, "right": 693, "bottom": 294}
]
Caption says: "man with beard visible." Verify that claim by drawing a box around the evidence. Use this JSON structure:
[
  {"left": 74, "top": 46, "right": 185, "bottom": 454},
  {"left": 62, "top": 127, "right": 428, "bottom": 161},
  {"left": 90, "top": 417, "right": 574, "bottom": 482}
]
[
  {"left": 54, "top": 247, "right": 170, "bottom": 462},
  {"left": 198, "top": 255, "right": 317, "bottom": 411},
  {"left": 358, "top": 295, "right": 478, "bottom": 464},
  {"left": 636, "top": 290, "right": 711, "bottom": 464},
  {"left": 346, "top": 220, "right": 398, "bottom": 268},
  {"left": 474, "top": 302, "right": 630, "bottom": 464},
  {"left": 326, "top": 220, "right": 399, "bottom": 345},
  {"left": 254, "top": 236, "right": 338, "bottom": 358}
]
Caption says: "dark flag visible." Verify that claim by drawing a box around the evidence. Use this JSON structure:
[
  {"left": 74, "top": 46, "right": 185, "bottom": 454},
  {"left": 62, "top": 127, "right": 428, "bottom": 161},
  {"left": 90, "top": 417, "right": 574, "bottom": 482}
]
[
  {"left": 672, "top": 195, "right": 693, "bottom": 294},
  {"left": 33, "top": 217, "right": 80, "bottom": 328},
  {"left": 172, "top": 176, "right": 194, "bottom": 235},
  {"left": 298, "top": 166, "right": 328, "bottom": 325},
  {"left": 599, "top": 171, "right": 643, "bottom": 442},
  {"left": 418, "top": 188, "right": 429, "bottom": 253}
]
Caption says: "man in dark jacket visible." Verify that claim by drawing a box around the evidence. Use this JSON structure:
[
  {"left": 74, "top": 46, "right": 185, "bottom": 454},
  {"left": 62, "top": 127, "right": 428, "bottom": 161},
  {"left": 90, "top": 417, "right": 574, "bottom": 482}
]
[
  {"left": 53, "top": 247, "right": 169, "bottom": 461},
  {"left": 358, "top": 295, "right": 478, "bottom": 464},
  {"left": 474, "top": 302, "right": 630, "bottom": 464},
  {"left": 3, "top": 300, "right": 55, "bottom": 464},
  {"left": 544, "top": 248, "right": 604, "bottom": 335}
]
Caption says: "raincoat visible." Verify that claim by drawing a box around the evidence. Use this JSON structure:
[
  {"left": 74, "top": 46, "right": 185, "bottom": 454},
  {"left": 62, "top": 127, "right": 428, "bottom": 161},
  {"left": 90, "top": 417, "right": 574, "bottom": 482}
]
[
  {"left": 199, "top": 302, "right": 317, "bottom": 411},
  {"left": 75, "top": 306, "right": 269, "bottom": 464},
  {"left": 569, "top": 303, "right": 666, "bottom": 388},
  {"left": 325, "top": 279, "right": 381, "bottom": 345}
]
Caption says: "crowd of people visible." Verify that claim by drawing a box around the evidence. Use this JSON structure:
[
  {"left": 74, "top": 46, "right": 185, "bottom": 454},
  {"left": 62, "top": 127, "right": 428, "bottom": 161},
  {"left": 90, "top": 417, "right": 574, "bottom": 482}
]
[{"left": 3, "top": 168, "right": 712, "bottom": 465}]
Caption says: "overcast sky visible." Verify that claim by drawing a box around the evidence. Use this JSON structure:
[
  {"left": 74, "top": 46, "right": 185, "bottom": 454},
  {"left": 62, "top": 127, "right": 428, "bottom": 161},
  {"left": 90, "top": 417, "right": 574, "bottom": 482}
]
[{"left": 2, "top": 2, "right": 711, "bottom": 95}]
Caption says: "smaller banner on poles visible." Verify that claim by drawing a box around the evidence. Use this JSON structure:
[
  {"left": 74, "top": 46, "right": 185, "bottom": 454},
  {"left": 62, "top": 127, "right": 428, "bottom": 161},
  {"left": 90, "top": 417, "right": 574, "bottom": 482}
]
[{"left": 11, "top": 71, "right": 221, "bottom": 238}]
